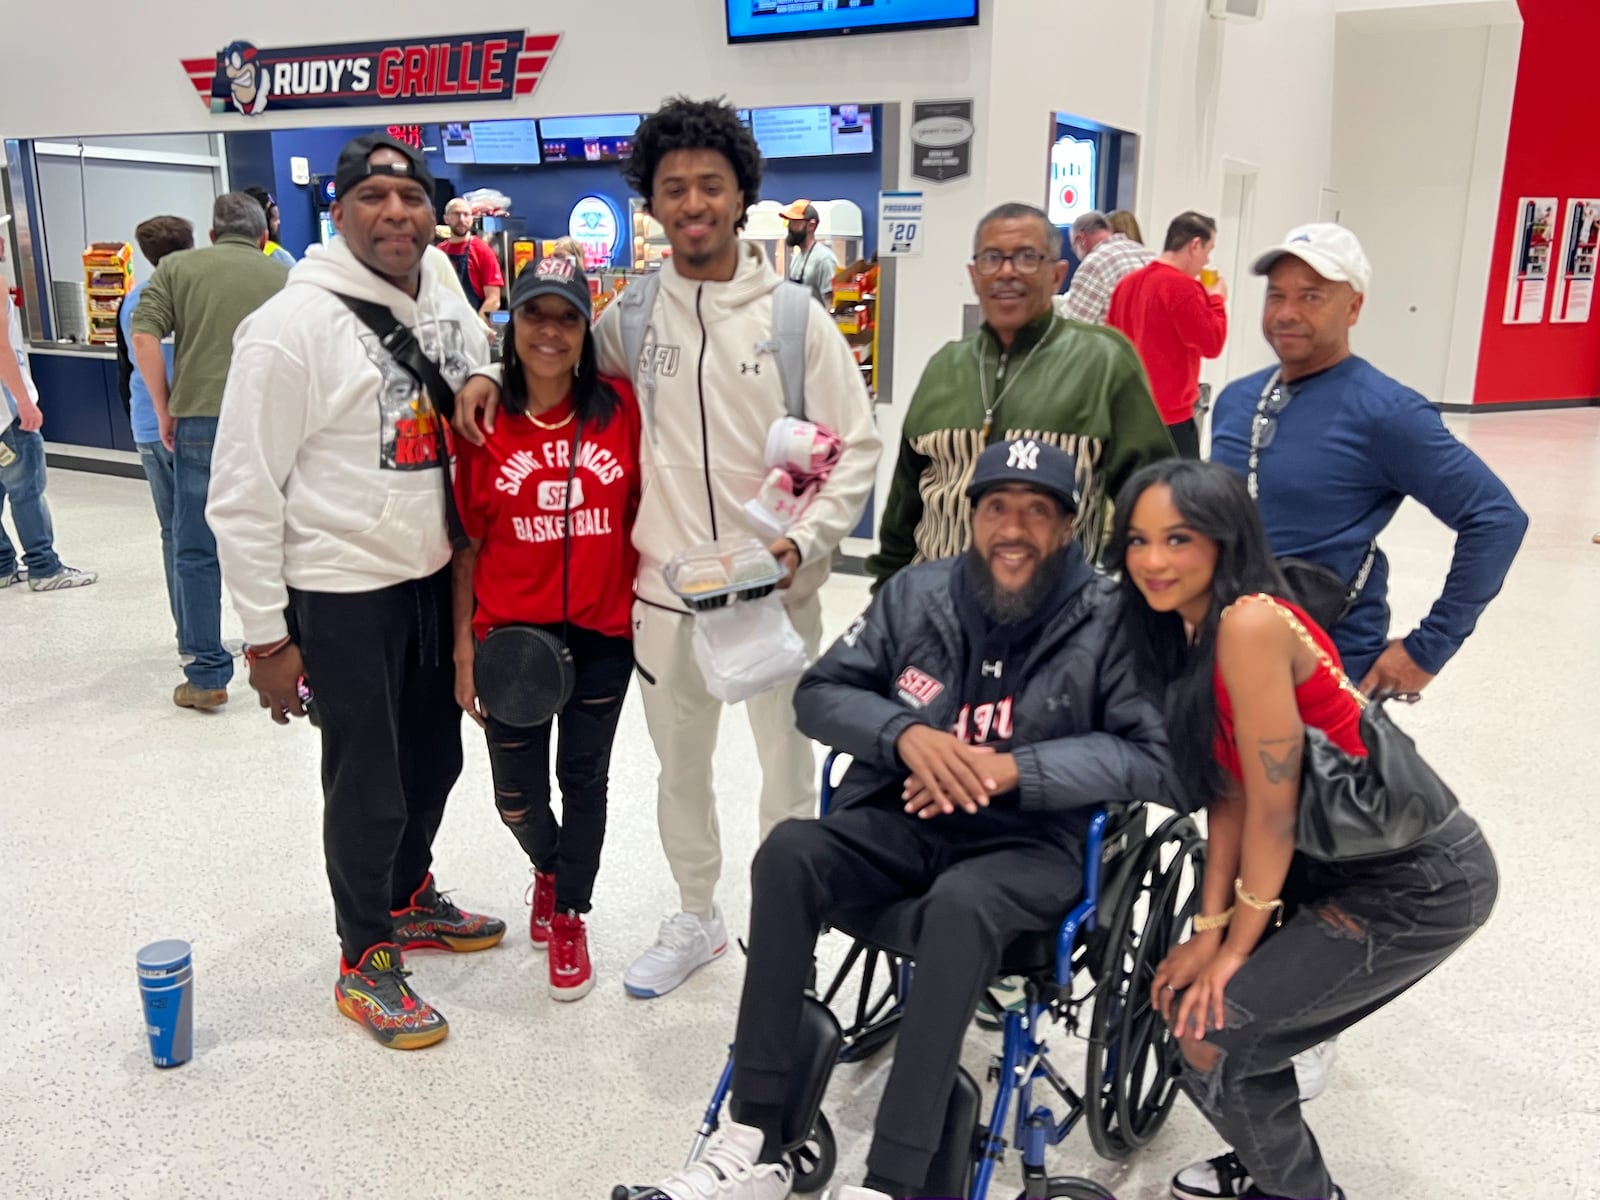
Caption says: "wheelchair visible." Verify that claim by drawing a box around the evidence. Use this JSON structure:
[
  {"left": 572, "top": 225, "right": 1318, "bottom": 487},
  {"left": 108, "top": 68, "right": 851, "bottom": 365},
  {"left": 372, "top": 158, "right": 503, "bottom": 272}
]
[{"left": 615, "top": 750, "right": 1204, "bottom": 1200}]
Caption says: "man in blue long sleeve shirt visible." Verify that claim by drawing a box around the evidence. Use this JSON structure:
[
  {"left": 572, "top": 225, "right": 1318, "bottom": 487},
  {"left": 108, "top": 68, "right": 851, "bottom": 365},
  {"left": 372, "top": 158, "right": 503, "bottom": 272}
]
[{"left": 1211, "top": 223, "right": 1526, "bottom": 693}]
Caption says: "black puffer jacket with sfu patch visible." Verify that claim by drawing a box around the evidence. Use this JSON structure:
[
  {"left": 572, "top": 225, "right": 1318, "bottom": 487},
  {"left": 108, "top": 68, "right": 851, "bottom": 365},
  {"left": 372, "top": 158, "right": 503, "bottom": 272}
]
[{"left": 795, "top": 549, "right": 1187, "bottom": 829}]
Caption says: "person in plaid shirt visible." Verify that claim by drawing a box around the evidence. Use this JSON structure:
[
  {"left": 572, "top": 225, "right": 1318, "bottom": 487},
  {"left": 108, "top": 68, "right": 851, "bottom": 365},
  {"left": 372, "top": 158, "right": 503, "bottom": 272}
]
[{"left": 1056, "top": 211, "right": 1155, "bottom": 325}]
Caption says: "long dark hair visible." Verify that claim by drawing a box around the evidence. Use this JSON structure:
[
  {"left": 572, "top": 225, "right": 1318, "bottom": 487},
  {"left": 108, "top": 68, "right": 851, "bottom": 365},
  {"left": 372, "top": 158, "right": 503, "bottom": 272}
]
[
  {"left": 500, "top": 317, "right": 621, "bottom": 432},
  {"left": 1107, "top": 459, "right": 1289, "bottom": 806}
]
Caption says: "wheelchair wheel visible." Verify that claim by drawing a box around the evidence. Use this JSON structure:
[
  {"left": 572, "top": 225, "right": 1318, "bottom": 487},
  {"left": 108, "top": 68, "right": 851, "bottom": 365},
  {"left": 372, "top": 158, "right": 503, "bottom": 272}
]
[
  {"left": 1013, "top": 1179, "right": 1118, "bottom": 1200},
  {"left": 1084, "top": 813, "right": 1204, "bottom": 1160},
  {"left": 786, "top": 1111, "right": 836, "bottom": 1194}
]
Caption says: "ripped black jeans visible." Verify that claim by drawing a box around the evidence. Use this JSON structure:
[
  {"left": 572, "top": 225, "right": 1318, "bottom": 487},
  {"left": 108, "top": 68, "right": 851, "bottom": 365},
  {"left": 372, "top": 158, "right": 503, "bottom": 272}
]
[
  {"left": 482, "top": 625, "right": 633, "bottom": 914},
  {"left": 1177, "top": 810, "right": 1498, "bottom": 1199}
]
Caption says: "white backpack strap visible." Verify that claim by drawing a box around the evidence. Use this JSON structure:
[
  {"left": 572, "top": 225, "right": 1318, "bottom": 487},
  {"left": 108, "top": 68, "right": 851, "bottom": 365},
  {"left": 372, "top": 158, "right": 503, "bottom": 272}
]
[
  {"left": 618, "top": 271, "right": 663, "bottom": 386},
  {"left": 770, "top": 281, "right": 812, "bottom": 421}
]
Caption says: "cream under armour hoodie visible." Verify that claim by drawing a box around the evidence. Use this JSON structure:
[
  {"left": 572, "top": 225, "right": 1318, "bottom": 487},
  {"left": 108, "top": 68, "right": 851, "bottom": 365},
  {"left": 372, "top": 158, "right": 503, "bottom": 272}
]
[
  {"left": 208, "top": 237, "right": 489, "bottom": 646},
  {"left": 592, "top": 244, "right": 880, "bottom": 608}
]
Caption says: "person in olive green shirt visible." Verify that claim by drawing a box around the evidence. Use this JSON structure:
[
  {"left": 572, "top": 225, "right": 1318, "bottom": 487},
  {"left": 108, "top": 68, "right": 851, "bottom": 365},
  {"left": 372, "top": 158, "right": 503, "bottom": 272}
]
[
  {"left": 131, "top": 191, "right": 288, "bottom": 711},
  {"left": 867, "top": 203, "right": 1173, "bottom": 585}
]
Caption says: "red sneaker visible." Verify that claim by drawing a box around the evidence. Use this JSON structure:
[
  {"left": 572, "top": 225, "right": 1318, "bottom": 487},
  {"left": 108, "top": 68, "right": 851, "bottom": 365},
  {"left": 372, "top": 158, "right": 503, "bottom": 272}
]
[
  {"left": 527, "top": 869, "right": 557, "bottom": 948},
  {"left": 548, "top": 911, "right": 594, "bottom": 1001}
]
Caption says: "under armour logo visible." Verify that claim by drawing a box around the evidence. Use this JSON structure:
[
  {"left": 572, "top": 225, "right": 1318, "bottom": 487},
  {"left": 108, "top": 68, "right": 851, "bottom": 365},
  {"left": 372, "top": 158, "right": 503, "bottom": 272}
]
[
  {"left": 741, "top": 362, "right": 762, "bottom": 375},
  {"left": 1006, "top": 441, "right": 1040, "bottom": 471},
  {"left": 981, "top": 660, "right": 1004, "bottom": 678}
]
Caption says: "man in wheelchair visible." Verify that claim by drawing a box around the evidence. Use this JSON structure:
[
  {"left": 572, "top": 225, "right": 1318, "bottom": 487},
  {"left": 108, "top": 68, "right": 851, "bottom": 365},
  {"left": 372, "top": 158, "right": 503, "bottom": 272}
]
[{"left": 636, "top": 439, "right": 1183, "bottom": 1200}]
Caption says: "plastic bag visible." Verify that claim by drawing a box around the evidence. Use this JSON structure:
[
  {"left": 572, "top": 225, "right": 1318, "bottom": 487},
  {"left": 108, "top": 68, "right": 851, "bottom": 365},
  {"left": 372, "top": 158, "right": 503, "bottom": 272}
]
[
  {"left": 460, "top": 187, "right": 511, "bottom": 216},
  {"left": 691, "top": 594, "right": 809, "bottom": 704}
]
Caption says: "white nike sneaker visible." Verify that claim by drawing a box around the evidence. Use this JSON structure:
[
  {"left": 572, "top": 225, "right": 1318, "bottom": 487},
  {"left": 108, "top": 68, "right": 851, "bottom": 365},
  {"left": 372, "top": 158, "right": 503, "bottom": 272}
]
[
  {"left": 1292, "top": 1038, "right": 1338, "bottom": 1101},
  {"left": 636, "top": 1121, "right": 791, "bottom": 1200},
  {"left": 624, "top": 906, "right": 728, "bottom": 998}
]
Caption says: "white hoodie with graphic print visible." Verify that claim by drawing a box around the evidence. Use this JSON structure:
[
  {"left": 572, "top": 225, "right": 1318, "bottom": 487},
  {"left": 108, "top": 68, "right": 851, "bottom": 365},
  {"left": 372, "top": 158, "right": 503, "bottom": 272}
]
[
  {"left": 593, "top": 243, "right": 880, "bottom": 608},
  {"left": 208, "top": 237, "right": 489, "bottom": 646}
]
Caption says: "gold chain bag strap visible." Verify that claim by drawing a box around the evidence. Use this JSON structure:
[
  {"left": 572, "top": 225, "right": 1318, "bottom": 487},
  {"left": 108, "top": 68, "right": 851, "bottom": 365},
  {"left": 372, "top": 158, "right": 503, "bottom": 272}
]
[{"left": 1226, "top": 594, "right": 1459, "bottom": 862}]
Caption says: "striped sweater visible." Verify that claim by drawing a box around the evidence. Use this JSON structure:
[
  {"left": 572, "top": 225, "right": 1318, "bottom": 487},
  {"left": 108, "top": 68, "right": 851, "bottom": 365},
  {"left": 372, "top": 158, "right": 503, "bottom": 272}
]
[{"left": 868, "top": 311, "right": 1173, "bottom": 584}]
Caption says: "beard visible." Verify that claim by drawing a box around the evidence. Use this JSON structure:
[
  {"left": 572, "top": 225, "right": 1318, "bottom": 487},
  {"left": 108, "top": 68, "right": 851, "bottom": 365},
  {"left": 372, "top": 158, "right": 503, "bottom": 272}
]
[
  {"left": 964, "top": 543, "right": 1068, "bottom": 626},
  {"left": 786, "top": 228, "right": 807, "bottom": 247}
]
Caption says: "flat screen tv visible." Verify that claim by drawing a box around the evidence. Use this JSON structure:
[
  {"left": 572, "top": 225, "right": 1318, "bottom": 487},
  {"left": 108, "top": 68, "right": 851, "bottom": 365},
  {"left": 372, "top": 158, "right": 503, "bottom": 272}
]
[
  {"left": 441, "top": 119, "right": 542, "bottom": 166},
  {"left": 538, "top": 114, "right": 641, "bottom": 164},
  {"left": 726, "top": 0, "right": 979, "bottom": 44},
  {"left": 739, "top": 105, "right": 874, "bottom": 159}
]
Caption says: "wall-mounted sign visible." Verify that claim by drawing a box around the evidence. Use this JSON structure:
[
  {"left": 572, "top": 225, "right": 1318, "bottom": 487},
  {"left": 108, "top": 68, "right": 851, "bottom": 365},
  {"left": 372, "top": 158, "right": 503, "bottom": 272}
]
[
  {"left": 1501, "top": 195, "right": 1557, "bottom": 324},
  {"left": 568, "top": 195, "right": 623, "bottom": 270},
  {"left": 1551, "top": 197, "right": 1598, "bottom": 325},
  {"left": 879, "top": 191, "right": 925, "bottom": 257},
  {"left": 181, "top": 31, "right": 560, "bottom": 117},
  {"left": 1048, "top": 134, "right": 1096, "bottom": 226},
  {"left": 910, "top": 99, "right": 975, "bottom": 184}
]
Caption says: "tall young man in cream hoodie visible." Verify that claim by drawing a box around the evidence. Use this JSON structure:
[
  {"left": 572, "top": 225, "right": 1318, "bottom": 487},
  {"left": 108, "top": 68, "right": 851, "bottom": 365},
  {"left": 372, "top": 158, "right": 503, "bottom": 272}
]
[
  {"left": 208, "top": 134, "right": 506, "bottom": 1050},
  {"left": 455, "top": 98, "right": 880, "bottom": 998}
]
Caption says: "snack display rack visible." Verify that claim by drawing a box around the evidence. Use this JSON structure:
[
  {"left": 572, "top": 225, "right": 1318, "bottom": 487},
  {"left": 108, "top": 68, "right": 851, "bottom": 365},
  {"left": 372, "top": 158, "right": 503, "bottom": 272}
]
[
  {"left": 82, "top": 242, "right": 133, "bottom": 345},
  {"left": 833, "top": 260, "right": 879, "bottom": 398}
]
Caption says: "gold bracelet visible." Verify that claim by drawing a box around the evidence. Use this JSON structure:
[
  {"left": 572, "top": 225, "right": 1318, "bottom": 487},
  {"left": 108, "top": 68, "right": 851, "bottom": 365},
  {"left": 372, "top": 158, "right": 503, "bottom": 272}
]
[
  {"left": 1234, "top": 879, "right": 1285, "bottom": 927},
  {"left": 1192, "top": 908, "right": 1233, "bottom": 933}
]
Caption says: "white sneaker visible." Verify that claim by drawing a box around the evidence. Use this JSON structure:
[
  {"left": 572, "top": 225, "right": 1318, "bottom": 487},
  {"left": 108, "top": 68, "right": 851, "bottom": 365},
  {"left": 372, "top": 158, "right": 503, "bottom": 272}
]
[
  {"left": 641, "top": 1121, "right": 791, "bottom": 1200},
  {"left": 624, "top": 907, "right": 728, "bottom": 998},
  {"left": 1292, "top": 1037, "right": 1338, "bottom": 1101},
  {"left": 835, "top": 1188, "right": 892, "bottom": 1199}
]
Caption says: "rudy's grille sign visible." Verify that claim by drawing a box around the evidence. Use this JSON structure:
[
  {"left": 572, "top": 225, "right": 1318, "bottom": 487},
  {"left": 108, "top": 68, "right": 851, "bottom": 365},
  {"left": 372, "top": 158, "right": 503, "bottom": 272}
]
[{"left": 183, "top": 31, "right": 560, "bottom": 116}]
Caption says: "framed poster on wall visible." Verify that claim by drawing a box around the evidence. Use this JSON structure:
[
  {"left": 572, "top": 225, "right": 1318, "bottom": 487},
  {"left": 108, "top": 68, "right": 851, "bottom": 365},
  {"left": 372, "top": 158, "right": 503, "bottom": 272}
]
[
  {"left": 1551, "top": 197, "right": 1598, "bottom": 324},
  {"left": 1502, "top": 195, "right": 1557, "bottom": 324}
]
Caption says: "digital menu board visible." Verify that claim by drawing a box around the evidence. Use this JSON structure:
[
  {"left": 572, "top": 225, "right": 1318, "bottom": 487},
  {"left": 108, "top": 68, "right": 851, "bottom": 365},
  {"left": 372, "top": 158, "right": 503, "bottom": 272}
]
[
  {"left": 742, "top": 105, "right": 873, "bottom": 159},
  {"left": 441, "top": 119, "right": 542, "bottom": 166},
  {"left": 538, "top": 114, "right": 641, "bottom": 164},
  {"left": 727, "top": 0, "right": 980, "bottom": 43}
]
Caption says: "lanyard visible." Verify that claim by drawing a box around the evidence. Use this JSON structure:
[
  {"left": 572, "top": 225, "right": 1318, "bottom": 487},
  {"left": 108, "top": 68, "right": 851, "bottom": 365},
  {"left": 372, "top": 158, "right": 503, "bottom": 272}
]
[{"left": 974, "top": 323, "right": 1057, "bottom": 441}]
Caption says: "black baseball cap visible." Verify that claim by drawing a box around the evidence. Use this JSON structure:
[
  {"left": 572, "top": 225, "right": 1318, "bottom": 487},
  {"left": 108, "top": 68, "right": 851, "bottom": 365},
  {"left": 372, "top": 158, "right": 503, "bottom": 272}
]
[
  {"left": 966, "top": 438, "right": 1081, "bottom": 512},
  {"left": 509, "top": 254, "right": 593, "bottom": 321},
  {"left": 334, "top": 133, "right": 436, "bottom": 200}
]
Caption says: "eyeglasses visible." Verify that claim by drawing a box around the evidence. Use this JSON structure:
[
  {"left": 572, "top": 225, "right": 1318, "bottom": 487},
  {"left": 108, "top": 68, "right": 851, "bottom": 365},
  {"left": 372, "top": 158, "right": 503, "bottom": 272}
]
[
  {"left": 1251, "top": 382, "right": 1294, "bottom": 450},
  {"left": 972, "top": 248, "right": 1052, "bottom": 276}
]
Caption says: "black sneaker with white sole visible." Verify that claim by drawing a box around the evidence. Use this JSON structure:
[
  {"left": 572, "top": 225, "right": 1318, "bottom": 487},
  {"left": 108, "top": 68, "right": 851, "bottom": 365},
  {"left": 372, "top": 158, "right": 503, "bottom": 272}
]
[
  {"left": 1172, "top": 1153, "right": 1345, "bottom": 1200},
  {"left": 1171, "top": 1152, "right": 1251, "bottom": 1200}
]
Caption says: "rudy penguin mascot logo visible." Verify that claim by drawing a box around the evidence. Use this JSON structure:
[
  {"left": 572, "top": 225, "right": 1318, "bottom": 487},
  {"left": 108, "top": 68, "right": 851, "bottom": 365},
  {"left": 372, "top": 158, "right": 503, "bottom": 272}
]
[{"left": 211, "top": 41, "right": 270, "bottom": 115}]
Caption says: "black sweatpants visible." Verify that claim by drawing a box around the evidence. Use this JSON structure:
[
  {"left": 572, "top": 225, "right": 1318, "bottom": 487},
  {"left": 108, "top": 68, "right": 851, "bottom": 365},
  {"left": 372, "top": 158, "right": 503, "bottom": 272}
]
[
  {"left": 483, "top": 625, "right": 633, "bottom": 914},
  {"left": 732, "top": 803, "right": 1084, "bottom": 1189},
  {"left": 289, "top": 568, "right": 463, "bottom": 964},
  {"left": 1168, "top": 417, "right": 1202, "bottom": 460}
]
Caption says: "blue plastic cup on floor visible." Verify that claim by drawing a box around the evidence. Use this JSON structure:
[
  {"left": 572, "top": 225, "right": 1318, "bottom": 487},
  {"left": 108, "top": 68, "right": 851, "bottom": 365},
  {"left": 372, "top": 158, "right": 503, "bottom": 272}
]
[{"left": 137, "top": 940, "right": 194, "bottom": 1068}]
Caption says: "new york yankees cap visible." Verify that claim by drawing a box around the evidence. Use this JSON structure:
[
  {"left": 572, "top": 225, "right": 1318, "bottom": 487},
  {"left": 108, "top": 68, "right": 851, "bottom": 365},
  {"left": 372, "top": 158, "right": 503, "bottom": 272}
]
[
  {"left": 966, "top": 438, "right": 1080, "bottom": 512},
  {"left": 334, "top": 132, "right": 436, "bottom": 201},
  {"left": 508, "top": 253, "right": 593, "bottom": 321}
]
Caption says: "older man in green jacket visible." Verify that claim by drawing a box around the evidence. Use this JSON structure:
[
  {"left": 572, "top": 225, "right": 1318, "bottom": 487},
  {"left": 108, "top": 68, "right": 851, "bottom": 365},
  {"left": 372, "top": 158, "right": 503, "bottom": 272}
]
[{"left": 868, "top": 202, "right": 1172, "bottom": 584}]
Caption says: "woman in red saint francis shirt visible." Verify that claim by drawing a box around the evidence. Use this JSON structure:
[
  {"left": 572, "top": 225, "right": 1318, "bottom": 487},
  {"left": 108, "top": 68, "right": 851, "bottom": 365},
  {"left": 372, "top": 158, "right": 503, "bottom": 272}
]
[
  {"left": 452, "top": 253, "right": 641, "bottom": 1004},
  {"left": 1114, "top": 460, "right": 1497, "bottom": 1200}
]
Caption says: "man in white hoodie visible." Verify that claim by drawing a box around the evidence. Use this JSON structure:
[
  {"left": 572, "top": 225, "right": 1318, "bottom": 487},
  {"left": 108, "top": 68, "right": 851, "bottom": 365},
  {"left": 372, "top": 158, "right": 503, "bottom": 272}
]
[
  {"left": 208, "top": 134, "right": 506, "bottom": 1050},
  {"left": 454, "top": 98, "right": 880, "bottom": 998}
]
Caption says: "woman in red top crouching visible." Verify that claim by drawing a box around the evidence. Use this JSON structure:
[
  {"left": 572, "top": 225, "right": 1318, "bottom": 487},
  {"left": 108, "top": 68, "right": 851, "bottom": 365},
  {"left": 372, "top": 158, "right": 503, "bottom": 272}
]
[
  {"left": 1113, "top": 460, "right": 1497, "bottom": 1200},
  {"left": 452, "top": 253, "right": 640, "bottom": 1004}
]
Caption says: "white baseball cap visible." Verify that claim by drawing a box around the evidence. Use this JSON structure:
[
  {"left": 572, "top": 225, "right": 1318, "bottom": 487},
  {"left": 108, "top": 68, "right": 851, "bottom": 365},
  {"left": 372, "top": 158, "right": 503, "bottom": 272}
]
[{"left": 1251, "top": 223, "right": 1372, "bottom": 294}]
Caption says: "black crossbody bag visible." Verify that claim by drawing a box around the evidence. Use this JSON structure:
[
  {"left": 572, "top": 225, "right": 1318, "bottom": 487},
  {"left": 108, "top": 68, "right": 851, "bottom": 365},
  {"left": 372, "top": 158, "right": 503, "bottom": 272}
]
[{"left": 332, "top": 293, "right": 468, "bottom": 551}]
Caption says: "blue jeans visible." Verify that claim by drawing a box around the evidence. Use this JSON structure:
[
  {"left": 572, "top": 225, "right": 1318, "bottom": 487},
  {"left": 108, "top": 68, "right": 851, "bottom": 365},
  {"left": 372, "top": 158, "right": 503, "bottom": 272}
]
[
  {"left": 136, "top": 440, "right": 181, "bottom": 640},
  {"left": 0, "top": 421, "right": 62, "bottom": 578},
  {"left": 173, "top": 417, "right": 232, "bottom": 690}
]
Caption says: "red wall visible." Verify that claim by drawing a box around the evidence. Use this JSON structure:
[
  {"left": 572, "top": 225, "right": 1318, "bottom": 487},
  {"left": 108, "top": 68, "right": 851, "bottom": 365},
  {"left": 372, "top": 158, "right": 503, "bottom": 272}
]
[{"left": 1474, "top": 0, "right": 1600, "bottom": 405}]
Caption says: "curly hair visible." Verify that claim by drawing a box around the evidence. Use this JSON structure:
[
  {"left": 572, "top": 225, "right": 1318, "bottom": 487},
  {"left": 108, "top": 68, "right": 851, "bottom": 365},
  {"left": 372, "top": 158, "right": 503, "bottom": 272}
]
[{"left": 624, "top": 96, "right": 763, "bottom": 228}]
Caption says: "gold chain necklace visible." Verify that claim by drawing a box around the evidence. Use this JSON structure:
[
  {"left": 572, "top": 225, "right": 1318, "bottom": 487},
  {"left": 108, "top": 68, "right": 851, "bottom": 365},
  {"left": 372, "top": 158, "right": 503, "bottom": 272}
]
[{"left": 522, "top": 407, "right": 576, "bottom": 431}]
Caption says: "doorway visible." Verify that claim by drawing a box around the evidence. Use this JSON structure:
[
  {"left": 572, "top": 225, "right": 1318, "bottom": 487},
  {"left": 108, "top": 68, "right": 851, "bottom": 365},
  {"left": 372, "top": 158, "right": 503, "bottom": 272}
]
[{"left": 1211, "top": 163, "right": 1259, "bottom": 389}]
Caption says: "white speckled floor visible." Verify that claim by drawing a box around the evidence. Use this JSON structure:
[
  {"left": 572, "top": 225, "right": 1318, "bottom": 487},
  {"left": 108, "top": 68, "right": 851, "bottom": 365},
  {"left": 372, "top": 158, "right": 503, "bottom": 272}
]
[{"left": 3, "top": 408, "right": 1597, "bottom": 1200}]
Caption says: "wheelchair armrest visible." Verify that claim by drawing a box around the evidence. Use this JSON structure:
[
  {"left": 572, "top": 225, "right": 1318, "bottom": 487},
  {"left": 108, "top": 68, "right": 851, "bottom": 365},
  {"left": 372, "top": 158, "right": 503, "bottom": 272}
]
[
  {"left": 818, "top": 749, "right": 852, "bottom": 817},
  {"left": 1054, "top": 807, "right": 1110, "bottom": 988}
]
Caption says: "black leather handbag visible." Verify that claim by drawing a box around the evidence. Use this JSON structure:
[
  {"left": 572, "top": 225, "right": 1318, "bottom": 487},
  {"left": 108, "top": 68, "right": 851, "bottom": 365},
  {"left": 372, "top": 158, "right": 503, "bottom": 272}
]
[{"left": 1249, "top": 595, "right": 1460, "bottom": 862}]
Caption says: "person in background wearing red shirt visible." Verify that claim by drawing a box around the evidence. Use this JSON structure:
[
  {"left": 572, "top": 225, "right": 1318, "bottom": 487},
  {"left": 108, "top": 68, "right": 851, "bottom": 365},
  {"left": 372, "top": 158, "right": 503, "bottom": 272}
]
[
  {"left": 1114, "top": 459, "right": 1497, "bottom": 1200},
  {"left": 439, "top": 198, "right": 505, "bottom": 328},
  {"left": 452, "top": 253, "right": 641, "bottom": 1003},
  {"left": 1108, "top": 212, "right": 1228, "bottom": 460}
]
